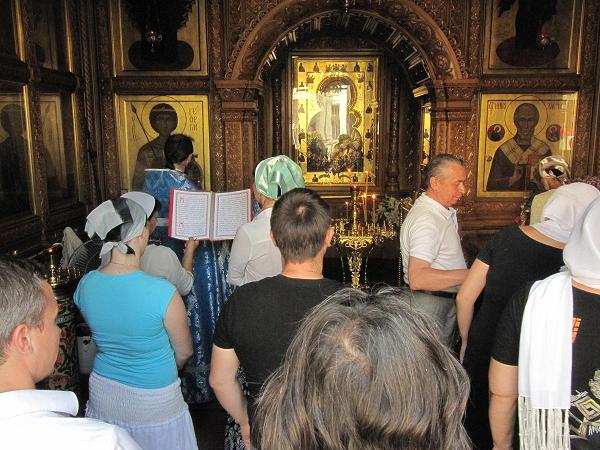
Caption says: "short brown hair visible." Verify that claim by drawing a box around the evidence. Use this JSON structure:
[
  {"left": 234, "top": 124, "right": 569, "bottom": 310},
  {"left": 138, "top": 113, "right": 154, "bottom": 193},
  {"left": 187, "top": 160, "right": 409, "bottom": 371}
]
[{"left": 270, "top": 188, "right": 331, "bottom": 263}]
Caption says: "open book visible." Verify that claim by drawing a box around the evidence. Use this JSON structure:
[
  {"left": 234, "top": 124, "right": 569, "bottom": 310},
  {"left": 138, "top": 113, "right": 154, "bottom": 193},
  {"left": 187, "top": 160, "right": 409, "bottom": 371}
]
[{"left": 168, "top": 188, "right": 252, "bottom": 241}]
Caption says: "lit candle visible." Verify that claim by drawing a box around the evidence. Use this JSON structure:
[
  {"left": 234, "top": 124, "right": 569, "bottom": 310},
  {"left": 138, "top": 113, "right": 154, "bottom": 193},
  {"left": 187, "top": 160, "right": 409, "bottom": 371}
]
[
  {"left": 371, "top": 194, "right": 376, "bottom": 224},
  {"left": 345, "top": 201, "right": 349, "bottom": 221},
  {"left": 362, "top": 193, "right": 368, "bottom": 224}
]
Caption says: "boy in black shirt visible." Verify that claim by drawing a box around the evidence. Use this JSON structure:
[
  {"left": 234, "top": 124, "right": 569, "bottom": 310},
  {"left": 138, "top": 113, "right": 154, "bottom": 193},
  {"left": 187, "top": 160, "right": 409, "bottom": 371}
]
[{"left": 209, "top": 188, "right": 342, "bottom": 448}]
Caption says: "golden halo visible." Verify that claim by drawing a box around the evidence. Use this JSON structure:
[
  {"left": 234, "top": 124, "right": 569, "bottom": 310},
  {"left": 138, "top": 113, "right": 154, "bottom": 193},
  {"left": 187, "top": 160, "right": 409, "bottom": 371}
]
[
  {"left": 140, "top": 96, "right": 188, "bottom": 137},
  {"left": 504, "top": 95, "right": 548, "bottom": 137}
]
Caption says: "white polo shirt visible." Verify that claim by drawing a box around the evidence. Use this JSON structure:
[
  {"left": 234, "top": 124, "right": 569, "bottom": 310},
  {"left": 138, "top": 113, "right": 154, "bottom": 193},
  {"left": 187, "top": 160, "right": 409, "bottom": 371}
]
[
  {"left": 227, "top": 207, "right": 283, "bottom": 286},
  {"left": 400, "top": 193, "right": 466, "bottom": 289},
  {"left": 0, "top": 389, "right": 141, "bottom": 450}
]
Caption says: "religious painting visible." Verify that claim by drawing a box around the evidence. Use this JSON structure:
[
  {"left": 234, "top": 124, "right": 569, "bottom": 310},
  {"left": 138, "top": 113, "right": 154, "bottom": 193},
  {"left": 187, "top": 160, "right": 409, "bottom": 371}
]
[
  {"left": 31, "top": 0, "right": 68, "bottom": 71},
  {"left": 39, "top": 93, "right": 78, "bottom": 208},
  {"left": 477, "top": 93, "right": 577, "bottom": 198},
  {"left": 110, "top": 0, "right": 208, "bottom": 76},
  {"left": 0, "top": 0, "right": 18, "bottom": 59},
  {"left": 115, "top": 94, "right": 211, "bottom": 192},
  {"left": 0, "top": 90, "right": 32, "bottom": 218},
  {"left": 483, "top": 0, "right": 583, "bottom": 73},
  {"left": 292, "top": 56, "right": 379, "bottom": 187}
]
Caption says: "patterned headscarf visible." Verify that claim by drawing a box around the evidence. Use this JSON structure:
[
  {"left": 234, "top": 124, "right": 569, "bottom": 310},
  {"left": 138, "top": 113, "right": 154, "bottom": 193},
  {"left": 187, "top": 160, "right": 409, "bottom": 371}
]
[
  {"left": 254, "top": 155, "right": 304, "bottom": 200},
  {"left": 538, "top": 155, "right": 571, "bottom": 180},
  {"left": 85, "top": 198, "right": 147, "bottom": 258}
]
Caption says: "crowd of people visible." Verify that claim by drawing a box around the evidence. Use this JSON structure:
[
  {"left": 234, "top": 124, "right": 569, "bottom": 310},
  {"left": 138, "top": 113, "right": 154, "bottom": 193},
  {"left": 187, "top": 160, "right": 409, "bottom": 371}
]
[{"left": 0, "top": 141, "right": 599, "bottom": 450}]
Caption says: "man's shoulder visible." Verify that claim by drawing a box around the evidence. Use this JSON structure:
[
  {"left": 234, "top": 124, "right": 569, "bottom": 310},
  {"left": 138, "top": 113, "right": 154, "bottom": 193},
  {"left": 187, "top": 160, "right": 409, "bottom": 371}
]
[
  {"left": 0, "top": 390, "right": 141, "bottom": 449},
  {"left": 403, "top": 200, "right": 444, "bottom": 230},
  {"left": 232, "top": 275, "right": 342, "bottom": 304}
]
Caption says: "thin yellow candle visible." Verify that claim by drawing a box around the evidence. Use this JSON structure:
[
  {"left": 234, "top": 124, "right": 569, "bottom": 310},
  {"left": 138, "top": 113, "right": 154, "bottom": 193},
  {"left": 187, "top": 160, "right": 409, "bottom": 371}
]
[
  {"left": 372, "top": 194, "right": 376, "bottom": 224},
  {"left": 362, "top": 193, "right": 368, "bottom": 224}
]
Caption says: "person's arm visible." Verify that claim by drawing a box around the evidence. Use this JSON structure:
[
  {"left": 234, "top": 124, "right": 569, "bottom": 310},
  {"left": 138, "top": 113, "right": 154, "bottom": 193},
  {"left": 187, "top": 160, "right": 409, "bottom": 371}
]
[
  {"left": 407, "top": 256, "right": 468, "bottom": 291},
  {"left": 209, "top": 346, "right": 250, "bottom": 448},
  {"left": 164, "top": 292, "right": 193, "bottom": 368},
  {"left": 227, "top": 228, "right": 252, "bottom": 286},
  {"left": 181, "top": 238, "right": 199, "bottom": 273},
  {"left": 456, "top": 258, "right": 490, "bottom": 362},
  {"left": 489, "top": 358, "right": 518, "bottom": 450}
]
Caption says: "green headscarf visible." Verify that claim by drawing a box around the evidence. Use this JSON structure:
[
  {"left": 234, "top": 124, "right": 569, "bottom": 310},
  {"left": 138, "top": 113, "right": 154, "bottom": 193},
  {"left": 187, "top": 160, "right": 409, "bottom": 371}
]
[{"left": 254, "top": 155, "right": 305, "bottom": 200}]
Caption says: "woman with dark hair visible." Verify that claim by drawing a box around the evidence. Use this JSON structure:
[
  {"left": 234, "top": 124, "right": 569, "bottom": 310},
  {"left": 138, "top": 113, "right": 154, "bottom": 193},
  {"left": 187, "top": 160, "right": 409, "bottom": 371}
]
[
  {"left": 122, "top": 191, "right": 199, "bottom": 296},
  {"left": 74, "top": 197, "right": 196, "bottom": 450},
  {"left": 143, "top": 134, "right": 232, "bottom": 405},
  {"left": 253, "top": 287, "right": 471, "bottom": 450}
]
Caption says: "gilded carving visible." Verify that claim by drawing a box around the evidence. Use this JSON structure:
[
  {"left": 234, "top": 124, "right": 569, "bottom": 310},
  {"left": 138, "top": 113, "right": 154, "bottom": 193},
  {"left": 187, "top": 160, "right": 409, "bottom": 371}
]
[
  {"left": 113, "top": 78, "right": 210, "bottom": 93},
  {"left": 226, "top": 0, "right": 462, "bottom": 82}
]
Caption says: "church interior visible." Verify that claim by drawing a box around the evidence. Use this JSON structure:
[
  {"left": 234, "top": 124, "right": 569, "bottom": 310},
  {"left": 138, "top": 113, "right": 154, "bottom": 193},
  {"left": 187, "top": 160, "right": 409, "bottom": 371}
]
[{"left": 1, "top": 0, "right": 600, "bottom": 449}]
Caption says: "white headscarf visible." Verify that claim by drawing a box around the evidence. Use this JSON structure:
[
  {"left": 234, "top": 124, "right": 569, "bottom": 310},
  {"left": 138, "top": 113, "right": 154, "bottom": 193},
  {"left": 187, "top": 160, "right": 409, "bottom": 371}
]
[
  {"left": 564, "top": 196, "right": 600, "bottom": 289},
  {"left": 532, "top": 182, "right": 599, "bottom": 243},
  {"left": 121, "top": 191, "right": 156, "bottom": 217},
  {"left": 85, "top": 198, "right": 148, "bottom": 259}
]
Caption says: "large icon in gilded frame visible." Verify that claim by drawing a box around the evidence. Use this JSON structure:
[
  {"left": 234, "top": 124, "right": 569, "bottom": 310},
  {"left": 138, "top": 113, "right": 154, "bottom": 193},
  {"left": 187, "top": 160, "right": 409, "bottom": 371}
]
[
  {"left": 114, "top": 94, "right": 211, "bottom": 192},
  {"left": 110, "top": 0, "right": 208, "bottom": 76},
  {"left": 292, "top": 56, "right": 379, "bottom": 187},
  {"left": 477, "top": 93, "right": 577, "bottom": 198},
  {"left": 482, "top": 0, "right": 583, "bottom": 74}
]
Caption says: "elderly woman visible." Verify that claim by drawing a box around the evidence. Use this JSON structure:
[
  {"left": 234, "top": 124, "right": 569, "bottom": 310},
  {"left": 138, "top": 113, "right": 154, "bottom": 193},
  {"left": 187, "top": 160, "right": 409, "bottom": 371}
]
[
  {"left": 143, "top": 133, "right": 231, "bottom": 404},
  {"left": 253, "top": 287, "right": 471, "bottom": 450},
  {"left": 74, "top": 197, "right": 196, "bottom": 450},
  {"left": 490, "top": 196, "right": 600, "bottom": 449},
  {"left": 529, "top": 155, "right": 571, "bottom": 224},
  {"left": 227, "top": 155, "right": 304, "bottom": 286},
  {"left": 457, "top": 182, "right": 600, "bottom": 449}
]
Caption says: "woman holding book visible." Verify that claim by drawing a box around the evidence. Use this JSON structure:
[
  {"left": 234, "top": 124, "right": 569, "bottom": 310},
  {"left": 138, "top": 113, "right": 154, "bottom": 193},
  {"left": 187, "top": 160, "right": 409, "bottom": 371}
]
[{"left": 143, "top": 134, "right": 232, "bottom": 404}]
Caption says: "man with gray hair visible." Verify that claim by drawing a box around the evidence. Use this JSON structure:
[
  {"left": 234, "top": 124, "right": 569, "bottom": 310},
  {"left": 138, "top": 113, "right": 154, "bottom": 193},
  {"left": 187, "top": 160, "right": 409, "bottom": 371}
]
[
  {"left": 400, "top": 153, "right": 469, "bottom": 346},
  {"left": 0, "top": 256, "right": 141, "bottom": 449}
]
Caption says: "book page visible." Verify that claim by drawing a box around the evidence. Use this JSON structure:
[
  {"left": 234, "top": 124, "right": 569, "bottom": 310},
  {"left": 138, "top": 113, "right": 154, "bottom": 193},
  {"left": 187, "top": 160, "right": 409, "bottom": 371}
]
[
  {"left": 211, "top": 189, "right": 252, "bottom": 240},
  {"left": 169, "top": 189, "right": 212, "bottom": 240}
]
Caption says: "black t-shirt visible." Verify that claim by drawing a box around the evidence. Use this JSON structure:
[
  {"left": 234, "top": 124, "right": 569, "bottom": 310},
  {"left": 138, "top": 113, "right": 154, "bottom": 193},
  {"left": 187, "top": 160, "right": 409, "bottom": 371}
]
[
  {"left": 213, "top": 274, "right": 342, "bottom": 400},
  {"left": 465, "top": 225, "right": 564, "bottom": 369},
  {"left": 493, "top": 283, "right": 600, "bottom": 447}
]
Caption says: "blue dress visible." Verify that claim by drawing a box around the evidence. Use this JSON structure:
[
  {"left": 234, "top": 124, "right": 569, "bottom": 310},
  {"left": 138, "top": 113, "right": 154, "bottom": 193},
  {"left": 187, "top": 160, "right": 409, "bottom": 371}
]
[{"left": 143, "top": 169, "right": 232, "bottom": 403}]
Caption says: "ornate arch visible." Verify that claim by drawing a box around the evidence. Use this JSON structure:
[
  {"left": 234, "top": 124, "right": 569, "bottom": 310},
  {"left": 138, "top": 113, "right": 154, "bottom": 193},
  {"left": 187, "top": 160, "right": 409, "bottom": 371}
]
[{"left": 225, "top": 1, "right": 464, "bottom": 82}]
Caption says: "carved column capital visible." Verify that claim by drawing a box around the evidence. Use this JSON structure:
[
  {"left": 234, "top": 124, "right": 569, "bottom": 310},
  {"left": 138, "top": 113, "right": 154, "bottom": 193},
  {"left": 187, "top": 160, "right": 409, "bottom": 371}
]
[{"left": 215, "top": 79, "right": 263, "bottom": 112}]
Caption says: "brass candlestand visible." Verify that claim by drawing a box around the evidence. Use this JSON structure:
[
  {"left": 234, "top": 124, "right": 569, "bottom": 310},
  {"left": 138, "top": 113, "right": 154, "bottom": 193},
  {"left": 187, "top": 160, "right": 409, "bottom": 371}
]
[{"left": 333, "top": 187, "right": 396, "bottom": 288}]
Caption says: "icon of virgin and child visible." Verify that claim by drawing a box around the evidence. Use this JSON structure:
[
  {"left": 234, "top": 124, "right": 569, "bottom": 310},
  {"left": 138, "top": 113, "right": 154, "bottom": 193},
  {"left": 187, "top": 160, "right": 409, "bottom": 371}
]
[{"left": 306, "top": 108, "right": 363, "bottom": 174}]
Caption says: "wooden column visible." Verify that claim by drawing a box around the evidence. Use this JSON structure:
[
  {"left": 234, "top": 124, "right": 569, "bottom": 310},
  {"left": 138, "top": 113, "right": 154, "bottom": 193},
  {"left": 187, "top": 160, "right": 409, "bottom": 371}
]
[
  {"left": 386, "top": 75, "right": 400, "bottom": 193},
  {"left": 215, "top": 80, "right": 262, "bottom": 191}
]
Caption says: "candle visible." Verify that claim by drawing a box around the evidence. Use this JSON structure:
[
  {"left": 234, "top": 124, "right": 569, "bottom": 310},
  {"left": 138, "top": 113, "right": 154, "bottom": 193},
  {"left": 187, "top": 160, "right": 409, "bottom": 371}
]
[
  {"left": 345, "top": 201, "right": 349, "bottom": 221},
  {"left": 362, "top": 193, "right": 368, "bottom": 224},
  {"left": 372, "top": 194, "right": 376, "bottom": 224},
  {"left": 364, "top": 170, "right": 369, "bottom": 202}
]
